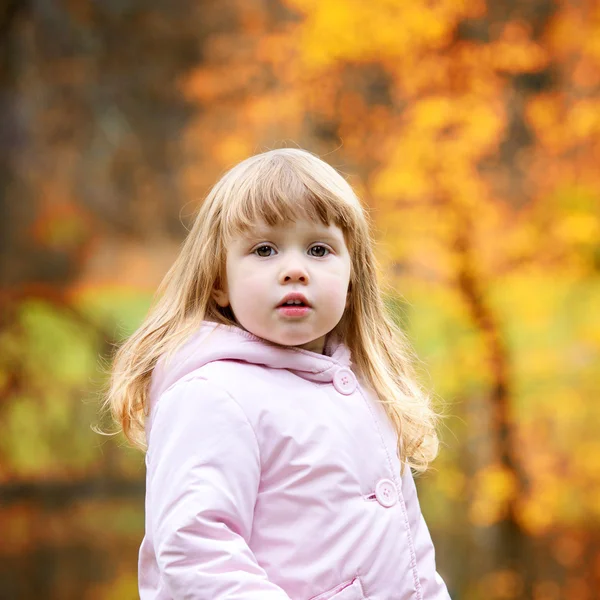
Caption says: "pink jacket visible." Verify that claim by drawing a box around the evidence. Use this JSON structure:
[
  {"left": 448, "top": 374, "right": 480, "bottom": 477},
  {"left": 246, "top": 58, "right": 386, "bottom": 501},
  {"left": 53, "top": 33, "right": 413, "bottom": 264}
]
[{"left": 139, "top": 321, "right": 451, "bottom": 600}]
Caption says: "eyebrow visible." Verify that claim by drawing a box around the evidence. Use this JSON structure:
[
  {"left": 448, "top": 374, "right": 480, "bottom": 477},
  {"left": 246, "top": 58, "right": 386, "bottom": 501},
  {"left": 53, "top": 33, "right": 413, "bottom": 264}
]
[
  {"left": 244, "top": 227, "right": 343, "bottom": 243},
  {"left": 244, "top": 230, "right": 344, "bottom": 244}
]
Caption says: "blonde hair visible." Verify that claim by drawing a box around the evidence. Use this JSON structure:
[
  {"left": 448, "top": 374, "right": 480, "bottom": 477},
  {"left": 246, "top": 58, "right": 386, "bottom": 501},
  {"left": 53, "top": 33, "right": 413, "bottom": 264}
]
[{"left": 105, "top": 148, "right": 439, "bottom": 472}]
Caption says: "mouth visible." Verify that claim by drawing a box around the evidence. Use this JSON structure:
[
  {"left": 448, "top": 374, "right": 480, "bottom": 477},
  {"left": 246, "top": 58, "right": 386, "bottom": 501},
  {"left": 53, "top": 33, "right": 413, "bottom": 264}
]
[
  {"left": 276, "top": 304, "right": 311, "bottom": 317},
  {"left": 276, "top": 293, "right": 311, "bottom": 308},
  {"left": 276, "top": 293, "right": 312, "bottom": 317}
]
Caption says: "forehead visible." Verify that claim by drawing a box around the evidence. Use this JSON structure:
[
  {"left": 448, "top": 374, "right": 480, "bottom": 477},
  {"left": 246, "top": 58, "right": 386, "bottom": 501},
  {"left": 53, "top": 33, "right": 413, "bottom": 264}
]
[{"left": 243, "top": 218, "right": 345, "bottom": 239}]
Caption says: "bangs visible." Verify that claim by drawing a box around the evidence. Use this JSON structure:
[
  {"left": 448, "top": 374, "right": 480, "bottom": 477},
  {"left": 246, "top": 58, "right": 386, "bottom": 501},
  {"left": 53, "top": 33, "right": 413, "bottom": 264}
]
[{"left": 219, "top": 155, "right": 357, "bottom": 244}]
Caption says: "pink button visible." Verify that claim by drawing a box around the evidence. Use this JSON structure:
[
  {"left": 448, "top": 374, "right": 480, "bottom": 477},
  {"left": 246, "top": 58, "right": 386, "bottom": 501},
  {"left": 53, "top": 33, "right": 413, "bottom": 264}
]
[
  {"left": 375, "top": 478, "right": 398, "bottom": 508},
  {"left": 332, "top": 367, "right": 357, "bottom": 395}
]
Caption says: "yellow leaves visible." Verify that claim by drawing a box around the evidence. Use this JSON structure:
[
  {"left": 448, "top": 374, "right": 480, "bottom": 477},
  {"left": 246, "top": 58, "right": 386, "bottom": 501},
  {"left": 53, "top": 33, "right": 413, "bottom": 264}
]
[
  {"left": 410, "top": 96, "right": 455, "bottom": 130},
  {"left": 373, "top": 156, "right": 430, "bottom": 202},
  {"left": 411, "top": 265, "right": 600, "bottom": 538},
  {"left": 469, "top": 464, "right": 518, "bottom": 526},
  {"left": 555, "top": 212, "right": 600, "bottom": 246},
  {"left": 372, "top": 95, "right": 504, "bottom": 213},
  {"left": 281, "top": 0, "right": 482, "bottom": 69},
  {"left": 374, "top": 204, "right": 462, "bottom": 283},
  {"left": 488, "top": 21, "right": 549, "bottom": 74},
  {"left": 87, "top": 569, "right": 139, "bottom": 600},
  {"left": 573, "top": 441, "right": 600, "bottom": 482},
  {"left": 486, "top": 274, "right": 600, "bottom": 534},
  {"left": 436, "top": 465, "right": 467, "bottom": 501},
  {"left": 374, "top": 93, "right": 504, "bottom": 192},
  {"left": 518, "top": 472, "right": 562, "bottom": 535}
]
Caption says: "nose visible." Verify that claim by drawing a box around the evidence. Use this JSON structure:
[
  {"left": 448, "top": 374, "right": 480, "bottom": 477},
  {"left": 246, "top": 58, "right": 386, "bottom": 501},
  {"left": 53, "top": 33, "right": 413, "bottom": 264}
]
[{"left": 279, "top": 254, "right": 309, "bottom": 284}]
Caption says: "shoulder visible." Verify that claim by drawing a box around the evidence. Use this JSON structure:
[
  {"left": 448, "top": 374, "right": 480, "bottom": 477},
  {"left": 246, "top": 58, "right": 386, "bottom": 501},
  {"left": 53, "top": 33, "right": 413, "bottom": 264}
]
[
  {"left": 149, "top": 373, "right": 259, "bottom": 451},
  {"left": 153, "top": 368, "right": 247, "bottom": 420},
  {"left": 154, "top": 360, "right": 280, "bottom": 421},
  {"left": 157, "top": 369, "right": 244, "bottom": 418},
  {"left": 176, "top": 360, "right": 292, "bottom": 402}
]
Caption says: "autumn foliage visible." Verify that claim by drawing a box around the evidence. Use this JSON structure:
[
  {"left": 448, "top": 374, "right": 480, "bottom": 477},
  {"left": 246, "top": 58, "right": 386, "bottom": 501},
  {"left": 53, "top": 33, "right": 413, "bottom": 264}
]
[{"left": 1, "top": 1, "right": 599, "bottom": 599}]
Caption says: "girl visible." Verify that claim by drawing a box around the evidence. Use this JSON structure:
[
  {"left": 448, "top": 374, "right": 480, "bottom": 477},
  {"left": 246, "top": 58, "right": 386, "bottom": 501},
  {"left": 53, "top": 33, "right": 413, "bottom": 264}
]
[{"left": 106, "top": 148, "right": 451, "bottom": 599}]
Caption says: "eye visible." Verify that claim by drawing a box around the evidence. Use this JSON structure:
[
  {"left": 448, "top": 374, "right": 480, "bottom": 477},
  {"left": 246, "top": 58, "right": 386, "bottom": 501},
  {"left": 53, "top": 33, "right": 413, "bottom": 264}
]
[
  {"left": 309, "top": 245, "right": 330, "bottom": 257},
  {"left": 254, "top": 245, "right": 275, "bottom": 257}
]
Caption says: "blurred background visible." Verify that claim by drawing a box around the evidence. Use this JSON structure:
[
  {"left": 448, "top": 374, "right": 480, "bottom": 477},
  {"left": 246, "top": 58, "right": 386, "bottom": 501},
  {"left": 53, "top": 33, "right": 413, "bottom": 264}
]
[{"left": 1, "top": 0, "right": 599, "bottom": 598}]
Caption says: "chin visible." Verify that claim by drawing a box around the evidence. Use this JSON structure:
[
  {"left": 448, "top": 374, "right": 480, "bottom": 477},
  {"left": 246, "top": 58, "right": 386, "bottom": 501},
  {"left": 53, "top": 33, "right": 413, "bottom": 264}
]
[
  {"left": 264, "top": 330, "right": 315, "bottom": 348},
  {"left": 270, "top": 335, "right": 311, "bottom": 348}
]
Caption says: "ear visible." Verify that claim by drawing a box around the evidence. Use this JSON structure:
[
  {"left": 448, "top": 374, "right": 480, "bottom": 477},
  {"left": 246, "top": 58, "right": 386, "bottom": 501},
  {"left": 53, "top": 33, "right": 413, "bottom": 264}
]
[{"left": 212, "top": 280, "right": 229, "bottom": 308}]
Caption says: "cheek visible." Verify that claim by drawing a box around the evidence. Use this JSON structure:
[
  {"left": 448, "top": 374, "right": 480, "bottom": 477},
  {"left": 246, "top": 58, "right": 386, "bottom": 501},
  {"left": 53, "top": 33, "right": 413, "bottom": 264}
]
[
  {"left": 228, "top": 267, "right": 266, "bottom": 307},
  {"left": 321, "top": 272, "right": 351, "bottom": 305}
]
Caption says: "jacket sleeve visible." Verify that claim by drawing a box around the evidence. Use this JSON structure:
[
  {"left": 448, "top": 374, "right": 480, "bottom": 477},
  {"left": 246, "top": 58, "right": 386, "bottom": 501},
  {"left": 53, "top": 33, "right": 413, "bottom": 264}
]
[
  {"left": 401, "top": 466, "right": 452, "bottom": 599},
  {"left": 147, "top": 376, "right": 291, "bottom": 600}
]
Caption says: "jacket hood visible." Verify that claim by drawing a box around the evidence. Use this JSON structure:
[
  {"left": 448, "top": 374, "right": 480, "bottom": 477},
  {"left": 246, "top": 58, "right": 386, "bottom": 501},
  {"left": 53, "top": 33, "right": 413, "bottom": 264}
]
[{"left": 147, "top": 321, "right": 352, "bottom": 434}]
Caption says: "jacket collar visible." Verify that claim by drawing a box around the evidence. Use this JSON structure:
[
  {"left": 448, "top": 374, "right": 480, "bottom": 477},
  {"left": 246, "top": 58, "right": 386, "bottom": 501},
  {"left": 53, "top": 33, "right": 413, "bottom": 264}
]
[{"left": 149, "top": 321, "right": 352, "bottom": 406}]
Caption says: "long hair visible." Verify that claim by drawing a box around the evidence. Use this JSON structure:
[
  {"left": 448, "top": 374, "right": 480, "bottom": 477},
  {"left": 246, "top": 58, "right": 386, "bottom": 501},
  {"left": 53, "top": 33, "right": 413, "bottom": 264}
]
[{"left": 104, "top": 148, "right": 440, "bottom": 472}]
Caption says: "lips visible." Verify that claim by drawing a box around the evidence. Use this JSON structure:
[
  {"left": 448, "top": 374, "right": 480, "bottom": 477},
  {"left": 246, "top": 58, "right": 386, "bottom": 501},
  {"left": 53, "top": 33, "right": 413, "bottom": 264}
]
[
  {"left": 277, "top": 303, "right": 311, "bottom": 318},
  {"left": 276, "top": 292, "right": 311, "bottom": 308}
]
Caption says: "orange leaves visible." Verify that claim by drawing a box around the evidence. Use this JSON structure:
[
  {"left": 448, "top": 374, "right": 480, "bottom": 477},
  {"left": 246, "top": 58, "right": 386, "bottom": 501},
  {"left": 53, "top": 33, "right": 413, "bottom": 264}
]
[
  {"left": 487, "top": 21, "right": 549, "bottom": 74},
  {"left": 519, "top": 495, "right": 556, "bottom": 536},
  {"left": 568, "top": 98, "right": 600, "bottom": 142},
  {"left": 525, "top": 94, "right": 563, "bottom": 152},
  {"left": 3, "top": 1, "right": 600, "bottom": 596},
  {"left": 521, "top": 2, "right": 600, "bottom": 200},
  {"left": 30, "top": 201, "right": 94, "bottom": 255},
  {"left": 180, "top": 62, "right": 265, "bottom": 104},
  {"left": 547, "top": 1, "right": 600, "bottom": 63},
  {"left": 527, "top": 94, "right": 600, "bottom": 156},
  {"left": 476, "top": 569, "right": 524, "bottom": 600}
]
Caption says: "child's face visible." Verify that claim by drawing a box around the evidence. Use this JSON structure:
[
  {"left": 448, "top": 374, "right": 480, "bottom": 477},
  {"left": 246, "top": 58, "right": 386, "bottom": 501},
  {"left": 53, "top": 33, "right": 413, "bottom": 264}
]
[{"left": 212, "top": 218, "right": 352, "bottom": 354}]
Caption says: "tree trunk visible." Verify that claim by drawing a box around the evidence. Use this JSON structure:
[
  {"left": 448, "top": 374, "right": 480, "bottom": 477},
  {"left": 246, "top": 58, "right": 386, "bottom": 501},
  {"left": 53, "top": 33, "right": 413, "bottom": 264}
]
[{"left": 454, "top": 217, "right": 532, "bottom": 599}]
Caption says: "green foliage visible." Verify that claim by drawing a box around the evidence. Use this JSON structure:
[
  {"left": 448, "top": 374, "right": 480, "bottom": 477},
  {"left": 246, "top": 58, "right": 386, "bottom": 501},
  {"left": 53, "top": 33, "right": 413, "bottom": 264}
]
[
  {"left": 0, "top": 292, "right": 152, "bottom": 480},
  {"left": 75, "top": 287, "right": 154, "bottom": 341}
]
